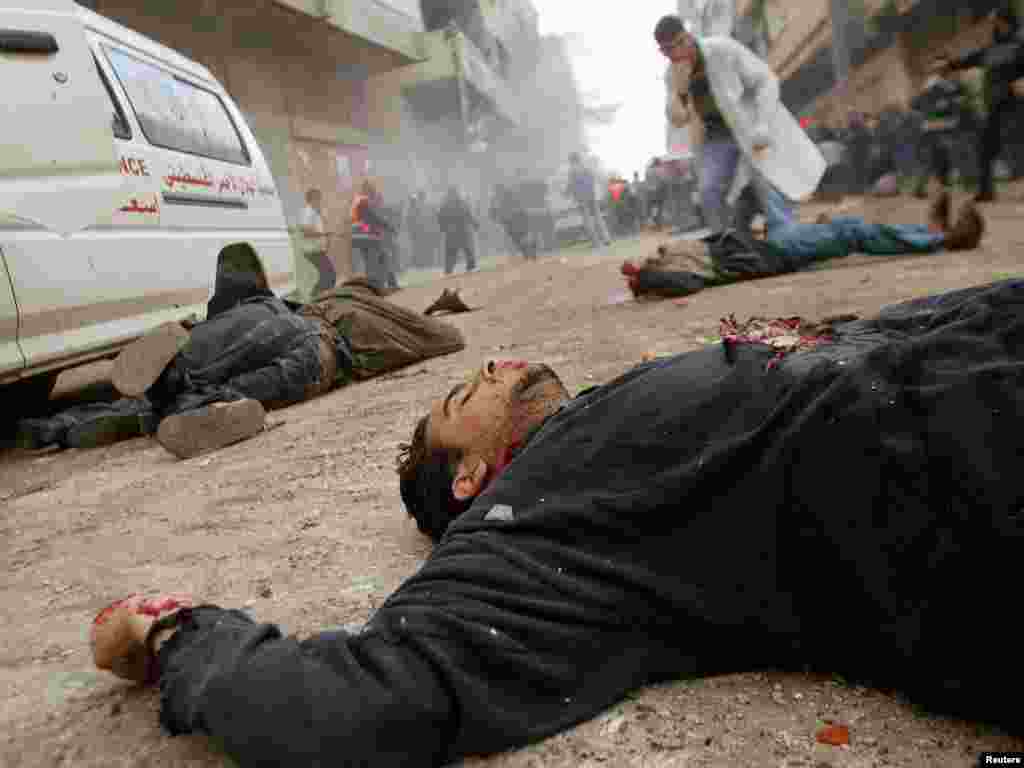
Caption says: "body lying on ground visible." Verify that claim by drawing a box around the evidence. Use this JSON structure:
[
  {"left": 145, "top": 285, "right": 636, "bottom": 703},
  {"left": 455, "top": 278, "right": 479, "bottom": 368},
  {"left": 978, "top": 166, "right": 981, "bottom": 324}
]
[
  {"left": 17, "top": 278, "right": 465, "bottom": 458},
  {"left": 92, "top": 278, "right": 1024, "bottom": 767},
  {"left": 622, "top": 193, "right": 983, "bottom": 299}
]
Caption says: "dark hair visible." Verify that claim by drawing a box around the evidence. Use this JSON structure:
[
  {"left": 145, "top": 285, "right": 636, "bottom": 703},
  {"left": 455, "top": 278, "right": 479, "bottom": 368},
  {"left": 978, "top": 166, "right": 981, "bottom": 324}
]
[
  {"left": 397, "top": 415, "right": 473, "bottom": 541},
  {"left": 654, "top": 15, "right": 685, "bottom": 45}
]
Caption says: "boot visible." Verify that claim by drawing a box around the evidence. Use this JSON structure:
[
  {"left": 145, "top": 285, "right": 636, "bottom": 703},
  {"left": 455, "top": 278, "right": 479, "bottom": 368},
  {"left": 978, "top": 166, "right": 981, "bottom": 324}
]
[
  {"left": 112, "top": 322, "right": 190, "bottom": 398},
  {"left": 942, "top": 202, "right": 985, "bottom": 251},
  {"left": 156, "top": 399, "right": 266, "bottom": 459}
]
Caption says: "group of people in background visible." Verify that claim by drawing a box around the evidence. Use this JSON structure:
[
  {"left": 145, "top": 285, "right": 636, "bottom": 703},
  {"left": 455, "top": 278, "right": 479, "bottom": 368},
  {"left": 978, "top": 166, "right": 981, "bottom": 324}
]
[
  {"left": 650, "top": 3, "right": 1024, "bottom": 246},
  {"left": 809, "top": 6, "right": 1024, "bottom": 204},
  {"left": 297, "top": 3, "right": 1024, "bottom": 299}
]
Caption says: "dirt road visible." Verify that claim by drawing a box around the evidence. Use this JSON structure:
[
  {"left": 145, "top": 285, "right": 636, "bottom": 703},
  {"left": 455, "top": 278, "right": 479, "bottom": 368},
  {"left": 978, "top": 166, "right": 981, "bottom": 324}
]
[{"left": 4, "top": 194, "right": 1024, "bottom": 767}]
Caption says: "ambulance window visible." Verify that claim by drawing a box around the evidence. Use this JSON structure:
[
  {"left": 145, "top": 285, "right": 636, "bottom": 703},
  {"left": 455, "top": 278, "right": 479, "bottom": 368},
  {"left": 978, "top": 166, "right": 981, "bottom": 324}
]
[
  {"left": 93, "top": 56, "right": 131, "bottom": 140},
  {"left": 103, "top": 45, "right": 251, "bottom": 166}
]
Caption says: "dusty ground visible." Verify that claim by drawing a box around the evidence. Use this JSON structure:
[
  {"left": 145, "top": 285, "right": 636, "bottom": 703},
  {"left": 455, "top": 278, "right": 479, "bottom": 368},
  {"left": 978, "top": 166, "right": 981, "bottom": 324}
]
[{"left": 3, "top": 192, "right": 1024, "bottom": 768}]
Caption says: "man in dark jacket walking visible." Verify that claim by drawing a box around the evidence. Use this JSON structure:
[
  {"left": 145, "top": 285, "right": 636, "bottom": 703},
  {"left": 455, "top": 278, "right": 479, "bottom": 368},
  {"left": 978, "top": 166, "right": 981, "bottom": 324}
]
[
  {"left": 491, "top": 180, "right": 536, "bottom": 260},
  {"left": 937, "top": 4, "right": 1024, "bottom": 202},
  {"left": 437, "top": 186, "right": 478, "bottom": 275},
  {"left": 911, "top": 74, "right": 975, "bottom": 196},
  {"left": 92, "top": 277, "right": 1024, "bottom": 767}
]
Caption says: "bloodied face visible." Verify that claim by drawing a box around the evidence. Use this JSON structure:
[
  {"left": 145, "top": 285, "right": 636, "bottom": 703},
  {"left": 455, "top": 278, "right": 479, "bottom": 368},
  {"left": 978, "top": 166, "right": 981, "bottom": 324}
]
[{"left": 426, "top": 360, "right": 570, "bottom": 496}]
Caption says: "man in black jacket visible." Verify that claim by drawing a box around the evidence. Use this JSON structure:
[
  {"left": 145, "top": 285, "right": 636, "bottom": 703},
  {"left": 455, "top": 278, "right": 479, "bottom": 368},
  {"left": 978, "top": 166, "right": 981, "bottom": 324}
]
[
  {"left": 91, "top": 277, "right": 1024, "bottom": 767},
  {"left": 911, "top": 74, "right": 975, "bottom": 197},
  {"left": 437, "top": 186, "right": 478, "bottom": 275},
  {"left": 937, "top": 4, "right": 1024, "bottom": 202}
]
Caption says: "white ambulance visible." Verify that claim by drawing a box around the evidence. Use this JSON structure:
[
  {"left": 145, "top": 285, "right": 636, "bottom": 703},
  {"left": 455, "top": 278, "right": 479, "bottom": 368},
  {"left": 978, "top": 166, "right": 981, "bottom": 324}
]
[{"left": 0, "top": 1, "right": 295, "bottom": 408}]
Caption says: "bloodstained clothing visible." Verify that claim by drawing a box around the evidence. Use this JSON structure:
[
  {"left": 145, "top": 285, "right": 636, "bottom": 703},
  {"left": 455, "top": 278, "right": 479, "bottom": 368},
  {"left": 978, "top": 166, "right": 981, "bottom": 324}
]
[{"left": 155, "top": 280, "right": 1024, "bottom": 767}]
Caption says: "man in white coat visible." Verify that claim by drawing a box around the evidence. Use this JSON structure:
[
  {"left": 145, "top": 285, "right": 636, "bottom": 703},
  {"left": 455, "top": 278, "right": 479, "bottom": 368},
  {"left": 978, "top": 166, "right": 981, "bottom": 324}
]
[
  {"left": 655, "top": 14, "right": 825, "bottom": 238},
  {"left": 677, "top": 0, "right": 734, "bottom": 40}
]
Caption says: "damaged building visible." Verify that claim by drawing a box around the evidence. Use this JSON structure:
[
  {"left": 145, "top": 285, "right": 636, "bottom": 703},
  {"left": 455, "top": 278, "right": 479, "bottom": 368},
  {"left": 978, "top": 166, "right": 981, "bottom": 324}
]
[
  {"left": 75, "top": 0, "right": 587, "bottom": 290},
  {"left": 368, "top": 0, "right": 588, "bottom": 254}
]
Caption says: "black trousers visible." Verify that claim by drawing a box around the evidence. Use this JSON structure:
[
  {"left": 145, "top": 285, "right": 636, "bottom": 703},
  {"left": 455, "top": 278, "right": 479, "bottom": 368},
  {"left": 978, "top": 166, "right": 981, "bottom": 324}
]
[
  {"left": 916, "top": 131, "right": 954, "bottom": 191},
  {"left": 443, "top": 234, "right": 476, "bottom": 274},
  {"left": 647, "top": 191, "right": 667, "bottom": 227},
  {"left": 978, "top": 98, "right": 1018, "bottom": 196},
  {"left": 503, "top": 217, "right": 535, "bottom": 260},
  {"left": 304, "top": 251, "right": 337, "bottom": 297},
  {"left": 356, "top": 240, "right": 398, "bottom": 292}
]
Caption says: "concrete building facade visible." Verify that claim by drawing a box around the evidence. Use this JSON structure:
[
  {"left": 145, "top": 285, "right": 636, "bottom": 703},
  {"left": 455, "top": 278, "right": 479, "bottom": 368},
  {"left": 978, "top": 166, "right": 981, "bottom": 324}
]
[
  {"left": 733, "top": 0, "right": 1017, "bottom": 126},
  {"left": 367, "top": 0, "right": 586, "bottom": 232}
]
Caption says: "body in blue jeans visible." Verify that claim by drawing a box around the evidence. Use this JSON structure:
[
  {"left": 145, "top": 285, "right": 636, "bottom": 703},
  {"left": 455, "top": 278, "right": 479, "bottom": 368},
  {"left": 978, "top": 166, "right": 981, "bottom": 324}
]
[
  {"left": 762, "top": 216, "right": 944, "bottom": 266},
  {"left": 632, "top": 217, "right": 945, "bottom": 299}
]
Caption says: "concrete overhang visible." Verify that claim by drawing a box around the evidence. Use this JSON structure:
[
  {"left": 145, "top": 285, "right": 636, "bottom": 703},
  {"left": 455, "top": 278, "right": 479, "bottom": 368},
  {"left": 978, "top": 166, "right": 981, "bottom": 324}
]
[{"left": 272, "top": 0, "right": 428, "bottom": 64}]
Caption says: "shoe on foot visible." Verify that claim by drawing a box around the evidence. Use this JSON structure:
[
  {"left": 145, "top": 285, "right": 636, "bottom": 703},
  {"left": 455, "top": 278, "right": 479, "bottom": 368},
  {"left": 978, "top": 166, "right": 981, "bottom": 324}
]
[
  {"left": 15, "top": 417, "right": 66, "bottom": 450},
  {"left": 112, "top": 322, "right": 191, "bottom": 398},
  {"left": 91, "top": 594, "right": 193, "bottom": 684},
  {"left": 156, "top": 399, "right": 266, "bottom": 459},
  {"left": 943, "top": 202, "right": 985, "bottom": 251},
  {"left": 928, "top": 190, "right": 951, "bottom": 233}
]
